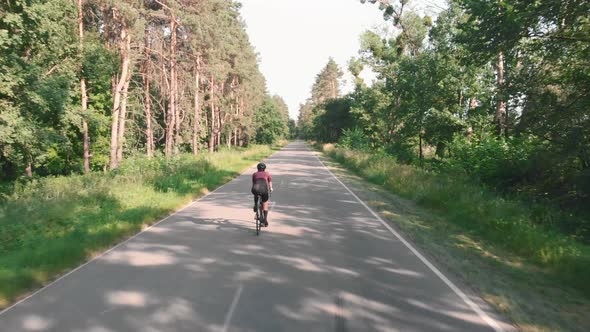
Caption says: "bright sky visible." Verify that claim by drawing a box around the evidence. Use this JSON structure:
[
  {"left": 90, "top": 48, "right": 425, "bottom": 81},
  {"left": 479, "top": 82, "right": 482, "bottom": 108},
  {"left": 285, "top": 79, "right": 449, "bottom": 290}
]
[{"left": 239, "top": 0, "right": 446, "bottom": 120}]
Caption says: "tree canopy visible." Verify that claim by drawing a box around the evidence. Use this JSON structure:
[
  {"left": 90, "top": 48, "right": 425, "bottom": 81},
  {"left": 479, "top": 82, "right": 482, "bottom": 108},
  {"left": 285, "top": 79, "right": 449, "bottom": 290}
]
[
  {"left": 302, "top": 0, "right": 590, "bottom": 228},
  {"left": 0, "top": 0, "right": 290, "bottom": 179}
]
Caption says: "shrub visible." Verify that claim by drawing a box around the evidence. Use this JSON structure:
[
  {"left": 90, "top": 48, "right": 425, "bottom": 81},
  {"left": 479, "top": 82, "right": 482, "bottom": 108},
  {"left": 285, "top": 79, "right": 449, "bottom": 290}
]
[
  {"left": 337, "top": 128, "right": 371, "bottom": 151},
  {"left": 447, "top": 134, "right": 541, "bottom": 189}
]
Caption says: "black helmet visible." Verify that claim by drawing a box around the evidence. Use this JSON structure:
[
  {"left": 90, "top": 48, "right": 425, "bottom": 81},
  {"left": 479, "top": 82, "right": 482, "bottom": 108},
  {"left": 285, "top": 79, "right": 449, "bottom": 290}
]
[{"left": 257, "top": 162, "right": 266, "bottom": 171}]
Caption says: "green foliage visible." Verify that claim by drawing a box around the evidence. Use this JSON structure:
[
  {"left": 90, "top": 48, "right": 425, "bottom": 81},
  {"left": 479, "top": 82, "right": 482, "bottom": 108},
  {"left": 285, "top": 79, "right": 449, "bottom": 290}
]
[
  {"left": 348, "top": 82, "right": 392, "bottom": 146},
  {"left": 287, "top": 119, "right": 297, "bottom": 139},
  {"left": 296, "top": 102, "right": 315, "bottom": 139},
  {"left": 0, "top": 0, "right": 79, "bottom": 177},
  {"left": 252, "top": 96, "right": 289, "bottom": 144},
  {"left": 0, "top": 0, "right": 282, "bottom": 179},
  {"left": 448, "top": 134, "right": 541, "bottom": 188},
  {"left": 312, "top": 97, "right": 354, "bottom": 142},
  {"left": 297, "top": 58, "right": 344, "bottom": 138},
  {"left": 310, "top": 0, "right": 590, "bottom": 238},
  {"left": 338, "top": 128, "right": 371, "bottom": 151},
  {"left": 0, "top": 145, "right": 274, "bottom": 308},
  {"left": 310, "top": 58, "right": 343, "bottom": 104}
]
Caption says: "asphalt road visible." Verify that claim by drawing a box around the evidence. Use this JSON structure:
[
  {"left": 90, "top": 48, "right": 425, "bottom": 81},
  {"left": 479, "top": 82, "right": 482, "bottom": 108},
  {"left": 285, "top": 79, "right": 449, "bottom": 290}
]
[{"left": 0, "top": 142, "right": 513, "bottom": 332}]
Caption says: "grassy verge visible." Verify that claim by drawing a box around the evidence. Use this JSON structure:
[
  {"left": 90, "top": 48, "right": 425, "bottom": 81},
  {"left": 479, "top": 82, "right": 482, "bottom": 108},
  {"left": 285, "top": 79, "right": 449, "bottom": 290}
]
[
  {"left": 319, "top": 143, "right": 590, "bottom": 332},
  {"left": 0, "top": 145, "right": 276, "bottom": 309}
]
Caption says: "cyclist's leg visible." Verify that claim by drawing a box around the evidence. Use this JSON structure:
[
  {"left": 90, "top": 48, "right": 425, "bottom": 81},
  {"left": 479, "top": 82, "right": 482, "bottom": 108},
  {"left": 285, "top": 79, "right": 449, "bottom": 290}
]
[{"left": 261, "top": 192, "right": 270, "bottom": 225}]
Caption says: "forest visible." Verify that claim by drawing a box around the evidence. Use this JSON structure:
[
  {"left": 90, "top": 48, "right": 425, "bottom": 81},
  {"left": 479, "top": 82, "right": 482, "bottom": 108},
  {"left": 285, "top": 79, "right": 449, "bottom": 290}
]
[
  {"left": 0, "top": 0, "right": 292, "bottom": 180},
  {"left": 299, "top": 0, "right": 590, "bottom": 240}
]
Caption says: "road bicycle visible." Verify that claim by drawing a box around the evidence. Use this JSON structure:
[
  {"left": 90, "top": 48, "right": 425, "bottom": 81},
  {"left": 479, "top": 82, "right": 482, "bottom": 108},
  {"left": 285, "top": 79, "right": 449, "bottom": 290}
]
[{"left": 254, "top": 193, "right": 265, "bottom": 235}]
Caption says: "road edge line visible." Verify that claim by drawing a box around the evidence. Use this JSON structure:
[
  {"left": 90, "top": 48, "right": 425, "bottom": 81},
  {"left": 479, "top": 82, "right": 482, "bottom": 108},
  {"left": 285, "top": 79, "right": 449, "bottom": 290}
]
[{"left": 310, "top": 148, "right": 506, "bottom": 332}]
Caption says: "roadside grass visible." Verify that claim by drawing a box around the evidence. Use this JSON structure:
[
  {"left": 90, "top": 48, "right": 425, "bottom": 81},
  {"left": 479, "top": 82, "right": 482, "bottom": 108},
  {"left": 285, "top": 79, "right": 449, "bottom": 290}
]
[
  {"left": 319, "top": 144, "right": 590, "bottom": 332},
  {"left": 0, "top": 145, "right": 275, "bottom": 309}
]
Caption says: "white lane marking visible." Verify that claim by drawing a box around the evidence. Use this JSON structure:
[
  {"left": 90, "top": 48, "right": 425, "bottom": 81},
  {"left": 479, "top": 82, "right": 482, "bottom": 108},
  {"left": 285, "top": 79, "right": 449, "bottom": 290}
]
[
  {"left": 222, "top": 284, "right": 244, "bottom": 332},
  {"left": 310, "top": 150, "right": 506, "bottom": 332},
  {"left": 0, "top": 171, "right": 241, "bottom": 317}
]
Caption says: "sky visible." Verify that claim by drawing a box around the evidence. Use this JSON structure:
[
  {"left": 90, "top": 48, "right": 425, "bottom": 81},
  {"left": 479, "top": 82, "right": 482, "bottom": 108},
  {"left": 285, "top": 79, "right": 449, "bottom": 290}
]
[{"left": 238, "top": 0, "right": 446, "bottom": 120}]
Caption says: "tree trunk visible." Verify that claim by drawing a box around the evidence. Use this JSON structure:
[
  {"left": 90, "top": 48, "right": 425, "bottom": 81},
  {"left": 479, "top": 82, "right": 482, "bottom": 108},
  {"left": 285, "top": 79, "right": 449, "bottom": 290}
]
[
  {"left": 419, "top": 132, "right": 423, "bottom": 165},
  {"left": 116, "top": 72, "right": 130, "bottom": 163},
  {"left": 495, "top": 50, "right": 507, "bottom": 137},
  {"left": 217, "top": 81, "right": 225, "bottom": 151},
  {"left": 233, "top": 99, "right": 239, "bottom": 147},
  {"left": 458, "top": 89, "right": 464, "bottom": 120},
  {"left": 331, "top": 79, "right": 337, "bottom": 99},
  {"left": 109, "top": 62, "right": 119, "bottom": 169},
  {"left": 116, "top": 33, "right": 132, "bottom": 163},
  {"left": 204, "top": 101, "right": 208, "bottom": 148},
  {"left": 25, "top": 162, "right": 32, "bottom": 177},
  {"left": 192, "top": 58, "right": 201, "bottom": 156},
  {"left": 78, "top": 0, "right": 90, "bottom": 174},
  {"left": 469, "top": 98, "right": 477, "bottom": 110},
  {"left": 171, "top": 19, "right": 179, "bottom": 155},
  {"left": 435, "top": 142, "right": 446, "bottom": 158},
  {"left": 209, "top": 75, "right": 215, "bottom": 153},
  {"left": 162, "top": 59, "right": 170, "bottom": 154},
  {"left": 143, "top": 27, "right": 154, "bottom": 158},
  {"left": 82, "top": 104, "right": 90, "bottom": 172},
  {"left": 174, "top": 77, "right": 182, "bottom": 155},
  {"left": 238, "top": 98, "right": 244, "bottom": 147},
  {"left": 109, "top": 23, "right": 130, "bottom": 170},
  {"left": 216, "top": 106, "right": 222, "bottom": 151},
  {"left": 227, "top": 103, "right": 233, "bottom": 149},
  {"left": 165, "top": 19, "right": 177, "bottom": 156},
  {"left": 560, "top": 0, "right": 569, "bottom": 29}
]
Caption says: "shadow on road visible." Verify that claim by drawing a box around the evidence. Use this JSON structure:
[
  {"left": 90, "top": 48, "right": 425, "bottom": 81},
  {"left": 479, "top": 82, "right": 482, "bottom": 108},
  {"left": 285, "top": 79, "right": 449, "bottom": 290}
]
[{"left": 0, "top": 143, "right": 505, "bottom": 332}]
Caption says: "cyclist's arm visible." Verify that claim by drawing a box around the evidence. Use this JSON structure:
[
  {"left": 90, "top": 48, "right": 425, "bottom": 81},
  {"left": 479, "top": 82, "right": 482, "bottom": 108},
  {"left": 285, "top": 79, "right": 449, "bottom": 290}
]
[{"left": 268, "top": 174, "right": 273, "bottom": 192}]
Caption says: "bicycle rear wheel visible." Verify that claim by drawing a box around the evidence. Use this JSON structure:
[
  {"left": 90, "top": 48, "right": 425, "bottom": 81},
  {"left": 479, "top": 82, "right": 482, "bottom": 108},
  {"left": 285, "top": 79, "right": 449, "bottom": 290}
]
[{"left": 255, "top": 196, "right": 261, "bottom": 235}]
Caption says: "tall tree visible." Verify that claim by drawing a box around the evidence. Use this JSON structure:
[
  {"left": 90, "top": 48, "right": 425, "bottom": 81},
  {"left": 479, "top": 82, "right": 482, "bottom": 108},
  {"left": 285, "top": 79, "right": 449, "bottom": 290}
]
[
  {"left": 106, "top": 2, "right": 139, "bottom": 169},
  {"left": 456, "top": 0, "right": 537, "bottom": 136},
  {"left": 142, "top": 24, "right": 155, "bottom": 157},
  {"left": 297, "top": 59, "right": 344, "bottom": 138},
  {"left": 311, "top": 58, "right": 344, "bottom": 105},
  {"left": 77, "top": 0, "right": 91, "bottom": 173}
]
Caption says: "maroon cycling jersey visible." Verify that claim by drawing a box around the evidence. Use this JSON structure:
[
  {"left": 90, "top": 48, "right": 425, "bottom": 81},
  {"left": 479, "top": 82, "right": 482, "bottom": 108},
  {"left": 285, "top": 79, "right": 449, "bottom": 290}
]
[
  {"left": 252, "top": 171, "right": 272, "bottom": 185},
  {"left": 252, "top": 171, "right": 272, "bottom": 203}
]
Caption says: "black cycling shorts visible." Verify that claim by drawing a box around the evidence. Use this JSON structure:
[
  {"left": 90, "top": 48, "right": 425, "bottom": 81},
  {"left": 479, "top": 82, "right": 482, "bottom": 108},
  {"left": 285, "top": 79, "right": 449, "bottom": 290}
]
[
  {"left": 252, "top": 178, "right": 269, "bottom": 203},
  {"left": 252, "top": 188, "right": 269, "bottom": 203}
]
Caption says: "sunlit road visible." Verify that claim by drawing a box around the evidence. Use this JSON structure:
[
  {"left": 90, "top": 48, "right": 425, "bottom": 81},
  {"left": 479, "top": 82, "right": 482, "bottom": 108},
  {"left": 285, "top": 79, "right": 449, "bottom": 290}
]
[{"left": 0, "top": 142, "right": 513, "bottom": 332}]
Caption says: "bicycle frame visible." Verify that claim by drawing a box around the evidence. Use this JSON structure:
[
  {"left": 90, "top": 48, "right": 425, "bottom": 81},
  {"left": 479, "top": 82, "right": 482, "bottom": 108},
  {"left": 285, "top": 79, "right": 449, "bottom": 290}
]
[{"left": 255, "top": 194, "right": 263, "bottom": 235}]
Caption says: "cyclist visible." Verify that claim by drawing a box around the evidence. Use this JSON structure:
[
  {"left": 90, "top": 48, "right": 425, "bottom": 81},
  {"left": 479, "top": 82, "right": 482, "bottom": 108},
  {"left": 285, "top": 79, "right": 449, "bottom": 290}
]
[{"left": 251, "top": 162, "right": 273, "bottom": 227}]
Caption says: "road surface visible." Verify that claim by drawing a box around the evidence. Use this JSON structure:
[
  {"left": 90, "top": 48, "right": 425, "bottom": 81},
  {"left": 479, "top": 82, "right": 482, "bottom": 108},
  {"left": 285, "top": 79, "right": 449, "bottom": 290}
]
[{"left": 0, "top": 142, "right": 513, "bottom": 332}]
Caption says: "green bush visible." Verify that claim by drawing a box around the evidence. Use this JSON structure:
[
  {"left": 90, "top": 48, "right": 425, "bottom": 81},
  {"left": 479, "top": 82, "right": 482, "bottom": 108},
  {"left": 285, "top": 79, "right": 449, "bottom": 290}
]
[
  {"left": 323, "top": 145, "right": 590, "bottom": 298},
  {"left": 447, "top": 134, "right": 541, "bottom": 188},
  {"left": 446, "top": 134, "right": 590, "bottom": 238},
  {"left": 337, "top": 127, "right": 371, "bottom": 151}
]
